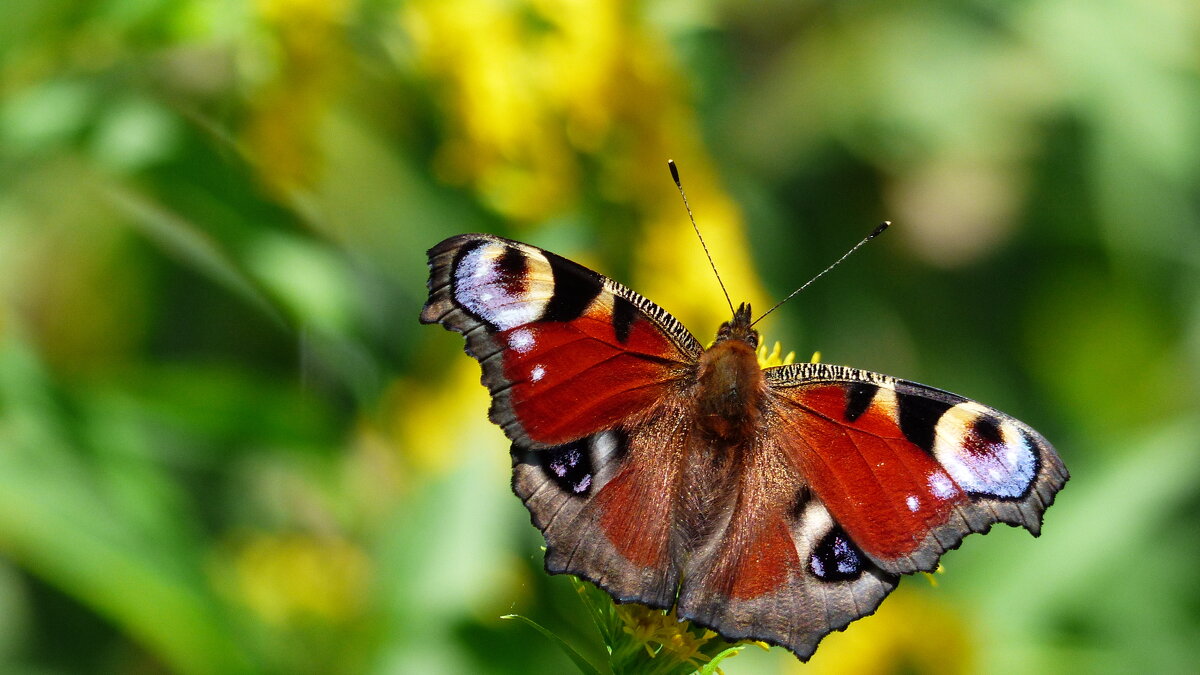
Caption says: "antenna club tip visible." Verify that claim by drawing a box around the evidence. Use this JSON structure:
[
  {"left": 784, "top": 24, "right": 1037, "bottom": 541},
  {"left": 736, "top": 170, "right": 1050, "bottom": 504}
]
[
  {"left": 870, "top": 221, "right": 891, "bottom": 237},
  {"left": 668, "top": 159, "right": 681, "bottom": 185}
]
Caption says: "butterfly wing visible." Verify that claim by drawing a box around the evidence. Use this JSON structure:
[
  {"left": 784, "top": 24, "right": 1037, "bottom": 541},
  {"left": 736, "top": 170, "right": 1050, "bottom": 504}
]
[
  {"left": 764, "top": 362, "right": 1068, "bottom": 575},
  {"left": 420, "top": 233, "right": 702, "bottom": 606},
  {"left": 421, "top": 233, "right": 701, "bottom": 446},
  {"left": 675, "top": 362, "right": 1066, "bottom": 660},
  {"left": 510, "top": 405, "right": 694, "bottom": 608},
  {"left": 675, "top": 432, "right": 900, "bottom": 661}
]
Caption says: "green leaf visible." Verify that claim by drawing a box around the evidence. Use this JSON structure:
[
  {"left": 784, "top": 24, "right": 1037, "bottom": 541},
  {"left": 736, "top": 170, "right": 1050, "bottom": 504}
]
[{"left": 502, "top": 614, "right": 606, "bottom": 675}]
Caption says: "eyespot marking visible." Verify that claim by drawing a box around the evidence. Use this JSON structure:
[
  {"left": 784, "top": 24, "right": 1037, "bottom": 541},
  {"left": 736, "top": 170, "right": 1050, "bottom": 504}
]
[
  {"left": 453, "top": 243, "right": 551, "bottom": 330},
  {"left": 810, "top": 527, "right": 866, "bottom": 582},
  {"left": 539, "top": 440, "right": 594, "bottom": 496},
  {"left": 933, "top": 403, "right": 1037, "bottom": 499}
]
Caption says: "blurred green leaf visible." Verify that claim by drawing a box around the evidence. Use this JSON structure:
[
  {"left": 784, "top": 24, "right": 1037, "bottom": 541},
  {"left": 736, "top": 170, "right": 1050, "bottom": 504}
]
[{"left": 501, "top": 614, "right": 605, "bottom": 675}]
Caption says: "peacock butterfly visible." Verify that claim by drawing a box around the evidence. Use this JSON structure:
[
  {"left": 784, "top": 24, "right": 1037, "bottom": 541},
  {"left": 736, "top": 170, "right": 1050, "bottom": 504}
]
[{"left": 419, "top": 205, "right": 1067, "bottom": 661}]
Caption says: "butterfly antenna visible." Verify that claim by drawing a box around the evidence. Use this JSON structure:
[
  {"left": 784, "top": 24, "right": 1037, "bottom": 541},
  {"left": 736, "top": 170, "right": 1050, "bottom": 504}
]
[
  {"left": 750, "top": 221, "right": 890, "bottom": 327},
  {"left": 669, "top": 160, "right": 735, "bottom": 315}
]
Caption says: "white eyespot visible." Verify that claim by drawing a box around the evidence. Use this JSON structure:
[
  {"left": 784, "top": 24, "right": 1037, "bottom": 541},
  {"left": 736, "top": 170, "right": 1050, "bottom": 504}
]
[
  {"left": 906, "top": 495, "right": 920, "bottom": 512},
  {"left": 794, "top": 500, "right": 835, "bottom": 555},
  {"left": 454, "top": 243, "right": 552, "bottom": 330},
  {"left": 530, "top": 364, "right": 545, "bottom": 382},
  {"left": 932, "top": 403, "right": 1036, "bottom": 499}
]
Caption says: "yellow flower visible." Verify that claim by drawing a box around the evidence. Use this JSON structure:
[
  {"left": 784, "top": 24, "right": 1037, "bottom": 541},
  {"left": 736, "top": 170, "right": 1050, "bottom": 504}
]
[
  {"left": 617, "top": 603, "right": 676, "bottom": 656},
  {"left": 384, "top": 358, "right": 498, "bottom": 475},
  {"left": 615, "top": 602, "right": 717, "bottom": 664},
  {"left": 757, "top": 340, "right": 798, "bottom": 368},
  {"left": 659, "top": 627, "right": 713, "bottom": 667},
  {"left": 243, "top": 0, "right": 355, "bottom": 194}
]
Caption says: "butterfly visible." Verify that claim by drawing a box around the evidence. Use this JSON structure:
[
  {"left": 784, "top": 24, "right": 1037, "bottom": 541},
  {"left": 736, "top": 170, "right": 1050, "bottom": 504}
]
[{"left": 419, "top": 231, "right": 1067, "bottom": 661}]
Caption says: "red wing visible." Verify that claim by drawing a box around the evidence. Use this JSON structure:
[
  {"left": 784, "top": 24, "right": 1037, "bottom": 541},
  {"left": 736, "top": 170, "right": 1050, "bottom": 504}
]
[
  {"left": 420, "top": 233, "right": 701, "bottom": 447},
  {"left": 764, "top": 362, "right": 1069, "bottom": 575}
]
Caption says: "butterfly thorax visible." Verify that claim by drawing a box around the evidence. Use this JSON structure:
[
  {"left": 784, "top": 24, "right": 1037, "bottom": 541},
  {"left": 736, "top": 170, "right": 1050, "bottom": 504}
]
[{"left": 695, "top": 303, "right": 764, "bottom": 442}]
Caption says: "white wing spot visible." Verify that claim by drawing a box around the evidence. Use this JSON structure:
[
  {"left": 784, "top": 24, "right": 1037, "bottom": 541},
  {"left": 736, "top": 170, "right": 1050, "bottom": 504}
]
[
  {"left": 530, "top": 364, "right": 545, "bottom": 382},
  {"left": 906, "top": 495, "right": 920, "bottom": 512},
  {"left": 509, "top": 328, "right": 535, "bottom": 353},
  {"left": 928, "top": 471, "right": 958, "bottom": 500}
]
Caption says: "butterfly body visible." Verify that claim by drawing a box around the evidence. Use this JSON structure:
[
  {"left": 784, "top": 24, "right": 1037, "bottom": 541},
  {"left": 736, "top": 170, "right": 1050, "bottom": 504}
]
[
  {"left": 695, "top": 306, "right": 765, "bottom": 442},
  {"left": 420, "top": 233, "right": 1067, "bottom": 661}
]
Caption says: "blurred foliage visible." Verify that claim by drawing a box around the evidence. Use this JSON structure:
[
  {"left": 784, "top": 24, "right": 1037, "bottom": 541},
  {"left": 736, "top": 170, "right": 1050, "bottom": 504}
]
[{"left": 1, "top": 0, "right": 1198, "bottom": 673}]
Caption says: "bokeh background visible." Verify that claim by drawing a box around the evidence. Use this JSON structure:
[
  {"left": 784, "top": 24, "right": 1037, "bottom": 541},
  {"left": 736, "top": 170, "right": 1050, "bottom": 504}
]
[{"left": 2, "top": 1, "right": 1198, "bottom": 673}]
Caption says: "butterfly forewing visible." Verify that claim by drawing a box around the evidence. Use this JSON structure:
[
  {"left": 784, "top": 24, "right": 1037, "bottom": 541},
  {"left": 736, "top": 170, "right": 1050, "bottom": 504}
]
[
  {"left": 421, "top": 233, "right": 701, "bottom": 447},
  {"left": 764, "top": 362, "right": 1068, "bottom": 574}
]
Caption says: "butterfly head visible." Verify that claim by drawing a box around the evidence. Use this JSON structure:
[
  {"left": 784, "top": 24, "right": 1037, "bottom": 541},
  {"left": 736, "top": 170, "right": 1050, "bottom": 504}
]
[{"left": 714, "top": 302, "right": 760, "bottom": 349}]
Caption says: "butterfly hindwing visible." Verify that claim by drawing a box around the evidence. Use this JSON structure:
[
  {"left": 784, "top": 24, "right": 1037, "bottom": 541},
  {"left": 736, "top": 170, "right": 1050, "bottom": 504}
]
[
  {"left": 675, "top": 436, "right": 899, "bottom": 661},
  {"left": 420, "top": 233, "right": 702, "bottom": 448},
  {"left": 510, "top": 405, "right": 694, "bottom": 609},
  {"left": 764, "top": 362, "right": 1068, "bottom": 575}
]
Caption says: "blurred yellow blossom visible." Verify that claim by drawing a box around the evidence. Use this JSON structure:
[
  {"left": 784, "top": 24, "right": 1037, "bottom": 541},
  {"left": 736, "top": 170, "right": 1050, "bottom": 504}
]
[
  {"left": 796, "top": 588, "right": 973, "bottom": 675},
  {"left": 243, "top": 0, "right": 356, "bottom": 194},
  {"left": 404, "top": 0, "right": 766, "bottom": 336},
  {"left": 384, "top": 358, "right": 499, "bottom": 476},
  {"left": 224, "top": 532, "right": 370, "bottom": 626}
]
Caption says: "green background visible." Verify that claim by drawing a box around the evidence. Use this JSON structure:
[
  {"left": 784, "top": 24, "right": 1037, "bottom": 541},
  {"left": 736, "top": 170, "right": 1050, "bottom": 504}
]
[{"left": 1, "top": 1, "right": 1197, "bottom": 673}]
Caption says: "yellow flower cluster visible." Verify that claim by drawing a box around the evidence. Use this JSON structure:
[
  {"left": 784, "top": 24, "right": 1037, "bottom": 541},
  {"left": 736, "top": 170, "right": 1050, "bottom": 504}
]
[
  {"left": 615, "top": 603, "right": 718, "bottom": 668},
  {"left": 404, "top": 0, "right": 674, "bottom": 220},
  {"left": 794, "top": 588, "right": 972, "bottom": 675}
]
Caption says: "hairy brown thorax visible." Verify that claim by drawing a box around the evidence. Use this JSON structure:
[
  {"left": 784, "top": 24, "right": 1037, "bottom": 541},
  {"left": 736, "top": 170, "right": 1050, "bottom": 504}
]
[{"left": 695, "top": 303, "right": 764, "bottom": 442}]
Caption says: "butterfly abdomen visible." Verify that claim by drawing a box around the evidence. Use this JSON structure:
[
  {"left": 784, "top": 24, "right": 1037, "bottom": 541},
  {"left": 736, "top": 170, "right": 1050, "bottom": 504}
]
[{"left": 694, "top": 338, "right": 766, "bottom": 442}]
